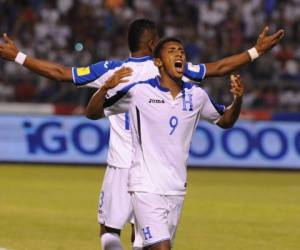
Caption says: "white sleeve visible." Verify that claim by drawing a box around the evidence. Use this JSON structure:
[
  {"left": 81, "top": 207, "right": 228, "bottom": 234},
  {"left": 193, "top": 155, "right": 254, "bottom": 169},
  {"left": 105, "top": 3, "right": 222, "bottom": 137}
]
[
  {"left": 103, "top": 91, "right": 131, "bottom": 117},
  {"left": 199, "top": 90, "right": 225, "bottom": 124}
]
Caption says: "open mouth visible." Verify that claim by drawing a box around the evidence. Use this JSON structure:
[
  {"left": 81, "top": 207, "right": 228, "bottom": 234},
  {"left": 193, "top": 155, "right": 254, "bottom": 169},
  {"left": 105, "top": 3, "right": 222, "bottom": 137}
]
[{"left": 174, "top": 60, "right": 184, "bottom": 73}]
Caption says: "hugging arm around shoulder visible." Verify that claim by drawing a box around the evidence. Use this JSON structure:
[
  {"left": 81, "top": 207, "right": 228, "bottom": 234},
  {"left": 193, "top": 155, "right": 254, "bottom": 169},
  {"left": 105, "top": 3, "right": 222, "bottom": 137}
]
[{"left": 86, "top": 88, "right": 131, "bottom": 120}]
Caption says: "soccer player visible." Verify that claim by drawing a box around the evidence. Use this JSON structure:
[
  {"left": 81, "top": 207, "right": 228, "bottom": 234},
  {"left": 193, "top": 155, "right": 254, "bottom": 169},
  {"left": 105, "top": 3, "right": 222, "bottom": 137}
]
[
  {"left": 85, "top": 37, "right": 244, "bottom": 250},
  {"left": 0, "top": 19, "right": 283, "bottom": 250}
]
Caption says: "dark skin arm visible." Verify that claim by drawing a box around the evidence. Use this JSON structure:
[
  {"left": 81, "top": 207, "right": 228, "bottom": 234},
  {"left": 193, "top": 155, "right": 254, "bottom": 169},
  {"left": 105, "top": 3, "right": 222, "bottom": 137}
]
[
  {"left": 217, "top": 75, "right": 244, "bottom": 129},
  {"left": 85, "top": 67, "right": 132, "bottom": 120},
  {"left": 0, "top": 33, "right": 72, "bottom": 82},
  {"left": 22, "top": 56, "right": 72, "bottom": 82},
  {"left": 205, "top": 26, "right": 284, "bottom": 77},
  {"left": 85, "top": 87, "right": 108, "bottom": 120}
]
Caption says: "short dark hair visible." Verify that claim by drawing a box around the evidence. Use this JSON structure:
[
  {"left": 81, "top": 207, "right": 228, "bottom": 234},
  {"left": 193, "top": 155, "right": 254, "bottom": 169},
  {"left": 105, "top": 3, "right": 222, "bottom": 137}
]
[
  {"left": 127, "top": 19, "right": 156, "bottom": 53},
  {"left": 153, "top": 37, "right": 182, "bottom": 58}
]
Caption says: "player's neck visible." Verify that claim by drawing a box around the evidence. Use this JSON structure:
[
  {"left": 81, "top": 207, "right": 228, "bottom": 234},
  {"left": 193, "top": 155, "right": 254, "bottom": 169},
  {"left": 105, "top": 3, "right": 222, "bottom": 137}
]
[
  {"left": 160, "top": 74, "right": 182, "bottom": 99},
  {"left": 131, "top": 49, "right": 151, "bottom": 58}
]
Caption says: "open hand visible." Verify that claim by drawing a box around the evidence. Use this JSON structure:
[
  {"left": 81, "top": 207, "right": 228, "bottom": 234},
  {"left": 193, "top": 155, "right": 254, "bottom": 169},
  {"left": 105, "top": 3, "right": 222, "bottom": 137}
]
[
  {"left": 230, "top": 74, "right": 244, "bottom": 98},
  {"left": 255, "top": 26, "right": 284, "bottom": 55},
  {"left": 103, "top": 67, "right": 133, "bottom": 90},
  {"left": 0, "top": 33, "right": 19, "bottom": 61}
]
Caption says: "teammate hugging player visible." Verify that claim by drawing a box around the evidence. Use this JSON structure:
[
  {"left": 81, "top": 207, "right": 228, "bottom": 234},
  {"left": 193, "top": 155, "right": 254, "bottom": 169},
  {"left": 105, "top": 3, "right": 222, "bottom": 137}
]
[{"left": 86, "top": 37, "right": 244, "bottom": 250}]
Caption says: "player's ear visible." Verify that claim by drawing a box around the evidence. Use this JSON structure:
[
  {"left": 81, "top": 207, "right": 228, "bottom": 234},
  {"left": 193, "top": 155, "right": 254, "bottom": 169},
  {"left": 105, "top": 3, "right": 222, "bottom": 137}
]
[
  {"left": 154, "top": 57, "right": 162, "bottom": 67},
  {"left": 148, "top": 39, "right": 156, "bottom": 52}
]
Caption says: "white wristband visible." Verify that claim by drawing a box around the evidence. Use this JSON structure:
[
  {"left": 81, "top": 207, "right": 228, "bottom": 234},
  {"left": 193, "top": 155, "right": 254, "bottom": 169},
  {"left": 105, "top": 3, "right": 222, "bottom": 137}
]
[
  {"left": 15, "top": 52, "right": 27, "bottom": 65},
  {"left": 247, "top": 47, "right": 259, "bottom": 61}
]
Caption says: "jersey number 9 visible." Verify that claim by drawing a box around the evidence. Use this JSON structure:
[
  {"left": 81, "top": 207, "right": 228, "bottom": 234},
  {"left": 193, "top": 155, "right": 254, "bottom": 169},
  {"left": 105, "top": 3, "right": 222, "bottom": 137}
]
[{"left": 169, "top": 116, "right": 178, "bottom": 135}]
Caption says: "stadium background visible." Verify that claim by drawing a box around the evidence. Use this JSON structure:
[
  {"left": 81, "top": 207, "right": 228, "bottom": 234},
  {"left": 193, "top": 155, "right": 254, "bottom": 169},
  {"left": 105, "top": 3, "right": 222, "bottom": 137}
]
[{"left": 0, "top": 0, "right": 300, "bottom": 250}]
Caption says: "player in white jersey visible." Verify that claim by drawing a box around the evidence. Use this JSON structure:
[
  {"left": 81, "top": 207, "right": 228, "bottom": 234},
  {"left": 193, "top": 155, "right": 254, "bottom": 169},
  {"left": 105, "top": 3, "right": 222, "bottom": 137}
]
[
  {"left": 0, "top": 18, "right": 284, "bottom": 250},
  {"left": 85, "top": 37, "right": 244, "bottom": 249}
]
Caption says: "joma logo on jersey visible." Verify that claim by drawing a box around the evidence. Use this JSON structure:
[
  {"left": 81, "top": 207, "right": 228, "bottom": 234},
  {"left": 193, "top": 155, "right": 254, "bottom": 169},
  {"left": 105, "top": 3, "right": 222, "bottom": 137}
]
[{"left": 149, "top": 98, "right": 165, "bottom": 103}]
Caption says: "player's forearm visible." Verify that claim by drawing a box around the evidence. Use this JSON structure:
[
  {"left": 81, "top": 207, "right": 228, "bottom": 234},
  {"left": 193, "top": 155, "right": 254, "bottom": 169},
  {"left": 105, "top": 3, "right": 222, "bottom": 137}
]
[
  {"left": 205, "top": 27, "right": 285, "bottom": 77},
  {"left": 23, "top": 56, "right": 73, "bottom": 82},
  {"left": 217, "top": 96, "right": 242, "bottom": 128},
  {"left": 85, "top": 87, "right": 108, "bottom": 120},
  {"left": 205, "top": 51, "right": 252, "bottom": 77}
]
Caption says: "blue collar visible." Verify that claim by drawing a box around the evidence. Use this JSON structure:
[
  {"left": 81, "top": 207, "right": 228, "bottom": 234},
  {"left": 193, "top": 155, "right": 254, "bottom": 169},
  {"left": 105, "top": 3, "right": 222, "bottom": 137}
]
[
  {"left": 154, "top": 77, "right": 170, "bottom": 92},
  {"left": 126, "top": 55, "right": 153, "bottom": 62},
  {"left": 155, "top": 77, "right": 194, "bottom": 92}
]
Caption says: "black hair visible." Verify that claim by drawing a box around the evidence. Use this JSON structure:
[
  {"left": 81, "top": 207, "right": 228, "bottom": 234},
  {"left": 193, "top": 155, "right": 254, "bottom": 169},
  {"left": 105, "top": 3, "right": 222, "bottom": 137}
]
[
  {"left": 127, "top": 19, "right": 156, "bottom": 53},
  {"left": 153, "top": 37, "right": 182, "bottom": 58}
]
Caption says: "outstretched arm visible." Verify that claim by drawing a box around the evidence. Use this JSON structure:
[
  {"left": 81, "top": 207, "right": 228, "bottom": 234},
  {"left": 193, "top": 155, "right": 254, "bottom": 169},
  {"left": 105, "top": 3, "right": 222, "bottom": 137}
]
[
  {"left": 205, "top": 27, "right": 284, "bottom": 77},
  {"left": 0, "top": 33, "right": 72, "bottom": 82},
  {"left": 217, "top": 75, "right": 244, "bottom": 128},
  {"left": 86, "top": 67, "right": 132, "bottom": 120}
]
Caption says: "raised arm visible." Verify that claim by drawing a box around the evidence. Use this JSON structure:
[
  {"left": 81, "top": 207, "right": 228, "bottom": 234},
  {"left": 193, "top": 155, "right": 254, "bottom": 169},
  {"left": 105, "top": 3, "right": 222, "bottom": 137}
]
[
  {"left": 217, "top": 75, "right": 244, "bottom": 129},
  {"left": 0, "top": 33, "right": 72, "bottom": 82},
  {"left": 205, "top": 27, "right": 284, "bottom": 77},
  {"left": 86, "top": 67, "right": 132, "bottom": 120}
]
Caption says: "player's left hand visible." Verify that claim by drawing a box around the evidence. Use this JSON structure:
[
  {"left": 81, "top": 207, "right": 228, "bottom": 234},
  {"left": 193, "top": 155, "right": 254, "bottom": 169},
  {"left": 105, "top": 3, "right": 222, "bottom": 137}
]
[
  {"left": 0, "top": 33, "right": 19, "bottom": 61},
  {"left": 255, "top": 26, "right": 284, "bottom": 55},
  {"left": 230, "top": 74, "right": 244, "bottom": 98}
]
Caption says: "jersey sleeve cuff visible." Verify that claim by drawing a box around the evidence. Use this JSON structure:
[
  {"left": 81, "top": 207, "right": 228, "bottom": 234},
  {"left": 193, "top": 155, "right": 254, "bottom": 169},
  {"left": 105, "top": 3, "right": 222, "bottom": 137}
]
[
  {"left": 71, "top": 67, "right": 77, "bottom": 85},
  {"left": 202, "top": 64, "right": 207, "bottom": 80}
]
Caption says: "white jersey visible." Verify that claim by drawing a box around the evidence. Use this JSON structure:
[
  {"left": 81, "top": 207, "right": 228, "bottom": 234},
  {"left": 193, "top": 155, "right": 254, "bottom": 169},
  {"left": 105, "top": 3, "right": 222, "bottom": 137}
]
[
  {"left": 104, "top": 77, "right": 225, "bottom": 195},
  {"left": 72, "top": 56, "right": 206, "bottom": 169}
]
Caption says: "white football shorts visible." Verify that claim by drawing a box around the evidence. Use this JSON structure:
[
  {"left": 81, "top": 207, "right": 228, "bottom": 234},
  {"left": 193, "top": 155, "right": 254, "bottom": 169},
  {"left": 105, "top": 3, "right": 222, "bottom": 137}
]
[
  {"left": 131, "top": 192, "right": 185, "bottom": 248},
  {"left": 97, "top": 165, "right": 133, "bottom": 229}
]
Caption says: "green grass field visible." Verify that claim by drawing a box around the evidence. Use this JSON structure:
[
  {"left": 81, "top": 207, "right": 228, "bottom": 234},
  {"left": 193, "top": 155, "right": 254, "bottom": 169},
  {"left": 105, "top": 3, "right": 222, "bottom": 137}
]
[{"left": 0, "top": 164, "right": 300, "bottom": 250}]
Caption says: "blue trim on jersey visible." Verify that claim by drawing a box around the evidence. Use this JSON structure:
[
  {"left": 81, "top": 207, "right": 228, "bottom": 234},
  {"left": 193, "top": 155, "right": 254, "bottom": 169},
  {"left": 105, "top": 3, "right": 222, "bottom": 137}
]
[
  {"left": 182, "top": 82, "right": 194, "bottom": 90},
  {"left": 73, "top": 60, "right": 124, "bottom": 85},
  {"left": 119, "top": 77, "right": 169, "bottom": 93},
  {"left": 104, "top": 77, "right": 169, "bottom": 108},
  {"left": 120, "top": 82, "right": 139, "bottom": 93},
  {"left": 125, "top": 112, "right": 130, "bottom": 130},
  {"left": 209, "top": 96, "right": 225, "bottom": 115},
  {"left": 125, "top": 56, "right": 153, "bottom": 62},
  {"left": 184, "top": 63, "right": 206, "bottom": 82},
  {"left": 154, "top": 77, "right": 169, "bottom": 92}
]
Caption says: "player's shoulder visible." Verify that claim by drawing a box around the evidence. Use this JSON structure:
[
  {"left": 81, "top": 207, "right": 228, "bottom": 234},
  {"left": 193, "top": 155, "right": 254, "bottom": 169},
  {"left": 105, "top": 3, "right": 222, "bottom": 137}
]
[
  {"left": 75, "top": 56, "right": 153, "bottom": 72},
  {"left": 93, "top": 59, "right": 125, "bottom": 70},
  {"left": 122, "top": 55, "right": 155, "bottom": 69},
  {"left": 182, "top": 81, "right": 206, "bottom": 95},
  {"left": 102, "top": 55, "right": 154, "bottom": 71},
  {"left": 124, "top": 55, "right": 153, "bottom": 64},
  {"left": 107, "top": 56, "right": 156, "bottom": 74},
  {"left": 119, "top": 77, "right": 158, "bottom": 93}
]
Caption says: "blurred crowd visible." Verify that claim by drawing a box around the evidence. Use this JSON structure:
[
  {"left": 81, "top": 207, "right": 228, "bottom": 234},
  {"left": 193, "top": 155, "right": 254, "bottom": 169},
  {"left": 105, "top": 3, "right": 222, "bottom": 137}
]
[{"left": 0, "top": 0, "right": 300, "bottom": 112}]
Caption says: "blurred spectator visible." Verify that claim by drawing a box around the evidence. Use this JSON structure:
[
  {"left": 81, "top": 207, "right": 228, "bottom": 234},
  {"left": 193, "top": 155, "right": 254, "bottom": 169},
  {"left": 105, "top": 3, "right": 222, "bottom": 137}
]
[
  {"left": 14, "top": 75, "right": 36, "bottom": 102},
  {"left": 262, "top": 85, "right": 278, "bottom": 108},
  {"left": 0, "top": 0, "right": 299, "bottom": 112},
  {"left": 0, "top": 76, "right": 14, "bottom": 102}
]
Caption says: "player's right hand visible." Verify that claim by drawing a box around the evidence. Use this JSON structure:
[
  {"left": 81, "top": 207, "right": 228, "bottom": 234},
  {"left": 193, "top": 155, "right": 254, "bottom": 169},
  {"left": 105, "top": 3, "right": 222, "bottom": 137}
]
[
  {"left": 0, "top": 33, "right": 19, "bottom": 61},
  {"left": 103, "top": 67, "right": 133, "bottom": 90}
]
